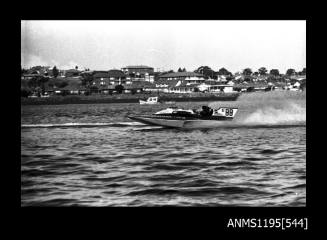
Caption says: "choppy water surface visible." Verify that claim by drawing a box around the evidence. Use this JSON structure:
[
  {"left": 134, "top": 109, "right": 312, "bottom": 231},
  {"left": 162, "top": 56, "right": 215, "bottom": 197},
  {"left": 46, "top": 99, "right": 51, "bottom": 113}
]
[{"left": 21, "top": 91, "right": 306, "bottom": 206}]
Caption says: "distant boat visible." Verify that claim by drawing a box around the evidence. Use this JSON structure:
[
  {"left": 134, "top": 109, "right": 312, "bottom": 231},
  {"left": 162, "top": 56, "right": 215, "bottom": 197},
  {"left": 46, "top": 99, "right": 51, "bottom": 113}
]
[{"left": 139, "top": 96, "right": 159, "bottom": 105}]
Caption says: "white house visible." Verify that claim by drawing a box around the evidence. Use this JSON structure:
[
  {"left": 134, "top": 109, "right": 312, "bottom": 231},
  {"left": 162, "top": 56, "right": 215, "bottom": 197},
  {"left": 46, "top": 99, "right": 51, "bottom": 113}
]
[
  {"left": 198, "top": 81, "right": 235, "bottom": 93},
  {"left": 284, "top": 81, "right": 301, "bottom": 91},
  {"left": 159, "top": 72, "right": 206, "bottom": 85}
]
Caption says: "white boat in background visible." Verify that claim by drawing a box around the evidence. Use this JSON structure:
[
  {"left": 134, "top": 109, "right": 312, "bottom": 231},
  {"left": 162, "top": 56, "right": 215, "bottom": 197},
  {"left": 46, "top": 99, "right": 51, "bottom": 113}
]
[{"left": 139, "top": 96, "right": 159, "bottom": 105}]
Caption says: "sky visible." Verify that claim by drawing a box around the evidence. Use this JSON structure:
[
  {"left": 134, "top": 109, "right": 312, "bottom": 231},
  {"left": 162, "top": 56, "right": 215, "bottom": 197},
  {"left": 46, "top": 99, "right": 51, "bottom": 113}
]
[{"left": 21, "top": 20, "right": 306, "bottom": 74}]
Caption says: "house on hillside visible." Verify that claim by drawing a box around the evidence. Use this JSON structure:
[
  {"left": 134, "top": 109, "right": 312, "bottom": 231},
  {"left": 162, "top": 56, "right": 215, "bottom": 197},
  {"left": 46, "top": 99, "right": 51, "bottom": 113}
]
[
  {"left": 198, "top": 80, "right": 235, "bottom": 93},
  {"left": 122, "top": 65, "right": 155, "bottom": 82},
  {"left": 44, "top": 77, "right": 86, "bottom": 95},
  {"left": 59, "top": 82, "right": 87, "bottom": 95},
  {"left": 168, "top": 80, "right": 198, "bottom": 93},
  {"left": 288, "top": 81, "right": 301, "bottom": 91},
  {"left": 93, "top": 71, "right": 110, "bottom": 86},
  {"left": 92, "top": 70, "right": 127, "bottom": 87},
  {"left": 143, "top": 73, "right": 155, "bottom": 83},
  {"left": 132, "top": 81, "right": 156, "bottom": 92},
  {"left": 96, "top": 80, "right": 154, "bottom": 94},
  {"left": 108, "top": 70, "right": 127, "bottom": 85},
  {"left": 233, "top": 73, "right": 242, "bottom": 82},
  {"left": 123, "top": 82, "right": 152, "bottom": 93},
  {"left": 152, "top": 79, "right": 180, "bottom": 92},
  {"left": 217, "top": 75, "right": 229, "bottom": 83},
  {"left": 158, "top": 72, "right": 205, "bottom": 84},
  {"left": 233, "top": 82, "right": 269, "bottom": 92},
  {"left": 121, "top": 65, "right": 154, "bottom": 75}
]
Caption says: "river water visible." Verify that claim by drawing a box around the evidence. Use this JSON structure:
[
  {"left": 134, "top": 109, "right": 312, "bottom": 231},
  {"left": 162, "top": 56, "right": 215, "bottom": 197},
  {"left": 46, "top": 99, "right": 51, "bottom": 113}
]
[{"left": 21, "top": 91, "right": 306, "bottom": 206}]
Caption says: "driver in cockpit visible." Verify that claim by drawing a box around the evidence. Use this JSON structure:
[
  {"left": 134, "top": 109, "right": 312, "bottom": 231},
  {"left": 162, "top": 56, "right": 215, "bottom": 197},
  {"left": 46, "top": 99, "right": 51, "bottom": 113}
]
[{"left": 199, "top": 106, "right": 213, "bottom": 117}]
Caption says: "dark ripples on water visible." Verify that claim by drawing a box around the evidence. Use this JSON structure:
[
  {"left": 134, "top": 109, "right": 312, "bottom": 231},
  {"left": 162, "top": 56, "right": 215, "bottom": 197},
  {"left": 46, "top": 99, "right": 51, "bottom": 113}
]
[{"left": 21, "top": 101, "right": 306, "bottom": 206}]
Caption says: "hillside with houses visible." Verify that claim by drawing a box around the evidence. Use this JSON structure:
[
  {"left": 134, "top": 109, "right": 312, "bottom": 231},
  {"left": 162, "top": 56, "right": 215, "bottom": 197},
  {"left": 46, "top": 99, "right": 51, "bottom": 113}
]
[{"left": 21, "top": 65, "right": 306, "bottom": 99}]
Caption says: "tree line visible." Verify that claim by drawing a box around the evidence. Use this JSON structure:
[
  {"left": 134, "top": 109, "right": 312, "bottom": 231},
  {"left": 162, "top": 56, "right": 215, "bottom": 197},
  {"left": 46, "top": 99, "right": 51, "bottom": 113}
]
[{"left": 171, "top": 66, "right": 306, "bottom": 80}]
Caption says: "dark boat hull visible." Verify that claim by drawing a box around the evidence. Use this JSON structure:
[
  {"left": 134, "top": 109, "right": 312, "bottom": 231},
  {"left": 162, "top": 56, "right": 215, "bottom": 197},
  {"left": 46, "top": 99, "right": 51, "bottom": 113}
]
[{"left": 128, "top": 115, "right": 232, "bottom": 128}]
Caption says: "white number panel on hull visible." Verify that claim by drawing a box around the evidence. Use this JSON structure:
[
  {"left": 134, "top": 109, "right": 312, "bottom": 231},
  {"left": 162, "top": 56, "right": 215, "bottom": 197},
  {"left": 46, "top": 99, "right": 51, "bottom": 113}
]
[{"left": 214, "top": 108, "right": 238, "bottom": 118}]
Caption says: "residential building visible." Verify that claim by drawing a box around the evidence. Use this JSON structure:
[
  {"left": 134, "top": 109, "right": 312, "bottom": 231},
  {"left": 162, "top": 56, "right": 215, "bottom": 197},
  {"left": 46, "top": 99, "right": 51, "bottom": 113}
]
[
  {"left": 198, "top": 80, "right": 235, "bottom": 93},
  {"left": 93, "top": 71, "right": 110, "bottom": 86},
  {"left": 217, "top": 75, "right": 229, "bottom": 83},
  {"left": 153, "top": 79, "right": 180, "bottom": 92},
  {"left": 44, "top": 78, "right": 87, "bottom": 95},
  {"left": 124, "top": 81, "right": 154, "bottom": 93},
  {"left": 158, "top": 72, "right": 206, "bottom": 85},
  {"left": 108, "top": 70, "right": 127, "bottom": 84},
  {"left": 168, "top": 80, "right": 197, "bottom": 93},
  {"left": 121, "top": 65, "right": 154, "bottom": 75},
  {"left": 95, "top": 80, "right": 154, "bottom": 94},
  {"left": 92, "top": 70, "right": 127, "bottom": 87},
  {"left": 122, "top": 66, "right": 155, "bottom": 83},
  {"left": 233, "top": 82, "right": 269, "bottom": 92}
]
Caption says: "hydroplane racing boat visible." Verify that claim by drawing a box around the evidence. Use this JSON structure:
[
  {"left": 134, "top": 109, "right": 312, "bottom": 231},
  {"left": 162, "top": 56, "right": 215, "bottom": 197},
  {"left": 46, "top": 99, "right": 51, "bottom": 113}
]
[{"left": 128, "top": 106, "right": 238, "bottom": 128}]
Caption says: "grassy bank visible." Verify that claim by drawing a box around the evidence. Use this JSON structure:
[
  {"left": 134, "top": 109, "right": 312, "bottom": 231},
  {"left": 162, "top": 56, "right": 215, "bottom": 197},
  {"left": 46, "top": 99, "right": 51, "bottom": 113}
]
[{"left": 21, "top": 92, "right": 240, "bottom": 105}]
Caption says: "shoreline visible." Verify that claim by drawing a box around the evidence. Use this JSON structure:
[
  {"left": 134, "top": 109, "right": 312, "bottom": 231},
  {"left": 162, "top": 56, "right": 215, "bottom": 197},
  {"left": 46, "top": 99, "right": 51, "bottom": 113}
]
[{"left": 21, "top": 92, "right": 240, "bottom": 105}]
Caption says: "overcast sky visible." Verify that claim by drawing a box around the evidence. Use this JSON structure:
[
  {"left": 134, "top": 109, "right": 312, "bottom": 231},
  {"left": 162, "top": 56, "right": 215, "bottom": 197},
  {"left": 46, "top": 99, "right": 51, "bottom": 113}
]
[{"left": 21, "top": 20, "right": 306, "bottom": 73}]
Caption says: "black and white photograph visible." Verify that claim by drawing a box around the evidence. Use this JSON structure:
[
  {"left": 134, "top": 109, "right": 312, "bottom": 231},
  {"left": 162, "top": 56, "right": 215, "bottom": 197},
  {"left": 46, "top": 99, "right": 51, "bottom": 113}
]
[{"left": 21, "top": 20, "right": 306, "bottom": 207}]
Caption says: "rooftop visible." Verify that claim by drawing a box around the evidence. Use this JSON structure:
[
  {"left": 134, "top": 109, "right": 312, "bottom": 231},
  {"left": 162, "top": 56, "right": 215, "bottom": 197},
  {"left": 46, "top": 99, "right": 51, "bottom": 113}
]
[
  {"left": 96, "top": 81, "right": 156, "bottom": 90},
  {"left": 93, "top": 70, "right": 126, "bottom": 78},
  {"left": 108, "top": 69, "right": 126, "bottom": 78},
  {"left": 93, "top": 72, "right": 109, "bottom": 78},
  {"left": 159, "top": 72, "right": 205, "bottom": 78},
  {"left": 123, "top": 65, "right": 154, "bottom": 69}
]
